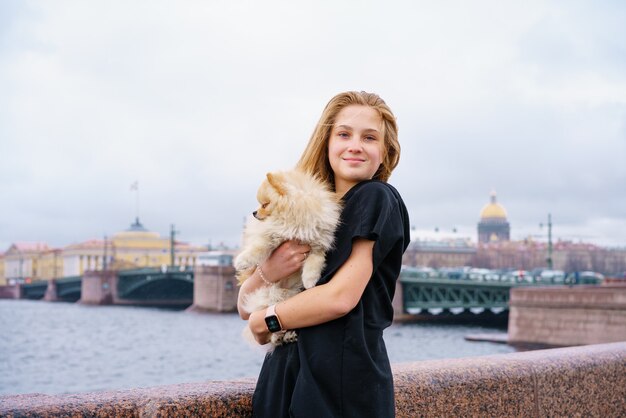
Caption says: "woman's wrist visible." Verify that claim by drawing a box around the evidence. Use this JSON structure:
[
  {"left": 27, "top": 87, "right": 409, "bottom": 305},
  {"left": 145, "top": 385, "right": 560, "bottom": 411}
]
[
  {"left": 256, "top": 263, "right": 273, "bottom": 285},
  {"left": 249, "top": 309, "right": 271, "bottom": 344}
]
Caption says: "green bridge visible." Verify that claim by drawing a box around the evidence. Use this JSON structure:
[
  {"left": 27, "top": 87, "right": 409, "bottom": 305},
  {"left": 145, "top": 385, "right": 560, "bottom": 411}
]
[
  {"left": 117, "top": 268, "right": 194, "bottom": 301},
  {"left": 17, "top": 266, "right": 601, "bottom": 313},
  {"left": 400, "top": 276, "right": 511, "bottom": 312},
  {"left": 18, "top": 268, "right": 193, "bottom": 304},
  {"left": 398, "top": 267, "right": 600, "bottom": 313}
]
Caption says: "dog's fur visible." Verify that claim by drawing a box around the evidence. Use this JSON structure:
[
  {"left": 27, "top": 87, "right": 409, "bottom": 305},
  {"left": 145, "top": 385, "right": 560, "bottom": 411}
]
[{"left": 235, "top": 169, "right": 341, "bottom": 349}]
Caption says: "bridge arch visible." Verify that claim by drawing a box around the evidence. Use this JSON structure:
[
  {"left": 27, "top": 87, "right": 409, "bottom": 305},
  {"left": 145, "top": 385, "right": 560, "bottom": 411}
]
[{"left": 118, "top": 274, "right": 194, "bottom": 301}]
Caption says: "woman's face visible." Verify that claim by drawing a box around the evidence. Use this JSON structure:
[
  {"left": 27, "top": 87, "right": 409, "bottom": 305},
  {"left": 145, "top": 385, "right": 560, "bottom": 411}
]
[{"left": 328, "top": 105, "right": 383, "bottom": 196}]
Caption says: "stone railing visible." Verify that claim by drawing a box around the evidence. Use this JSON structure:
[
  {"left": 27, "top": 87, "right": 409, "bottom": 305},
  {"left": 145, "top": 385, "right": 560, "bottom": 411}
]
[{"left": 2, "top": 342, "right": 625, "bottom": 417}]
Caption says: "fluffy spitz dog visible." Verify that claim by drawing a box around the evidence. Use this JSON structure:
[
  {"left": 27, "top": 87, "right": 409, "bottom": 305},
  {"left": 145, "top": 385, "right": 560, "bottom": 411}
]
[{"left": 236, "top": 169, "right": 341, "bottom": 348}]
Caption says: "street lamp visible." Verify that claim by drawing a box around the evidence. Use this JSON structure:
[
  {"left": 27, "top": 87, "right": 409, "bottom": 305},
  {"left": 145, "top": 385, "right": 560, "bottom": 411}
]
[{"left": 540, "top": 213, "right": 553, "bottom": 269}]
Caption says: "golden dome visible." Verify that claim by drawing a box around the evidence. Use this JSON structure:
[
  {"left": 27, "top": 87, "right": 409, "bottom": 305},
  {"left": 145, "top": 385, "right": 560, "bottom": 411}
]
[{"left": 479, "top": 190, "right": 508, "bottom": 219}]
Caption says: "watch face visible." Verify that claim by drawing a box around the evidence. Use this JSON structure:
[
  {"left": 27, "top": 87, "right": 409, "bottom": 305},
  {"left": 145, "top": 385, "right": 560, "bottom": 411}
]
[{"left": 265, "top": 315, "right": 281, "bottom": 333}]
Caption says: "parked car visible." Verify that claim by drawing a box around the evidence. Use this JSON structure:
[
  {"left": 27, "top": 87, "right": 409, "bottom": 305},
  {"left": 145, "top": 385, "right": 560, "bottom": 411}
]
[
  {"left": 502, "top": 270, "right": 532, "bottom": 283},
  {"left": 539, "top": 269, "right": 566, "bottom": 283},
  {"left": 468, "top": 268, "right": 491, "bottom": 281},
  {"left": 565, "top": 271, "right": 604, "bottom": 285}
]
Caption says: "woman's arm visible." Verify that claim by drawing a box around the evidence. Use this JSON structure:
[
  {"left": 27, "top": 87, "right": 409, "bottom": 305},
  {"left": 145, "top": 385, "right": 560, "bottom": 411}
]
[
  {"left": 237, "top": 240, "right": 311, "bottom": 320},
  {"left": 248, "top": 238, "right": 375, "bottom": 344}
]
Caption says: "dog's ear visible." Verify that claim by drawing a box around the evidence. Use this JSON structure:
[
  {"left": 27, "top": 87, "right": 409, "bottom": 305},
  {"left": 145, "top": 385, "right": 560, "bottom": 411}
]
[{"left": 266, "top": 172, "right": 286, "bottom": 196}]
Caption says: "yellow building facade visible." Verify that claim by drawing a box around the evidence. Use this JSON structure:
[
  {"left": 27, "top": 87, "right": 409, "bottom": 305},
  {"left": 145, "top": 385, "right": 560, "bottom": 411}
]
[
  {"left": 1, "top": 219, "right": 207, "bottom": 282},
  {"left": 63, "top": 219, "right": 205, "bottom": 276},
  {"left": 3, "top": 242, "right": 51, "bottom": 283},
  {"left": 38, "top": 249, "right": 63, "bottom": 280}
]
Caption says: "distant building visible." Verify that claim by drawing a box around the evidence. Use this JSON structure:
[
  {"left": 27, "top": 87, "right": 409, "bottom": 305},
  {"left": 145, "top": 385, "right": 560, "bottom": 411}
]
[
  {"left": 62, "top": 218, "right": 206, "bottom": 276},
  {"left": 38, "top": 249, "right": 63, "bottom": 280},
  {"left": 0, "top": 252, "right": 5, "bottom": 285},
  {"left": 402, "top": 190, "right": 626, "bottom": 276},
  {"left": 403, "top": 229, "right": 476, "bottom": 268},
  {"left": 62, "top": 239, "right": 110, "bottom": 277},
  {"left": 3, "top": 242, "right": 51, "bottom": 282},
  {"left": 196, "top": 251, "right": 235, "bottom": 267},
  {"left": 1, "top": 218, "right": 208, "bottom": 282},
  {"left": 477, "top": 190, "right": 510, "bottom": 243},
  {"left": 474, "top": 239, "right": 545, "bottom": 270},
  {"left": 474, "top": 239, "right": 626, "bottom": 275}
]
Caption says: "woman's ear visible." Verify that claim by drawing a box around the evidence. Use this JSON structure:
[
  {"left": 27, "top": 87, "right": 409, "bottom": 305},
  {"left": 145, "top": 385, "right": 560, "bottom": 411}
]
[{"left": 266, "top": 172, "right": 286, "bottom": 196}]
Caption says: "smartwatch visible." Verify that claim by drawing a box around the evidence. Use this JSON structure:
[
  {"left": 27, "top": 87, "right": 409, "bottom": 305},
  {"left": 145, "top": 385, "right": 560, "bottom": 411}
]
[{"left": 264, "top": 304, "right": 283, "bottom": 333}]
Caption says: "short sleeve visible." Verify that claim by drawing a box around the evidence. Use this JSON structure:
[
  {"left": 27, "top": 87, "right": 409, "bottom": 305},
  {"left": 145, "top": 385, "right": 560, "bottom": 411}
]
[
  {"left": 318, "top": 180, "right": 409, "bottom": 284},
  {"left": 343, "top": 181, "right": 398, "bottom": 243}
]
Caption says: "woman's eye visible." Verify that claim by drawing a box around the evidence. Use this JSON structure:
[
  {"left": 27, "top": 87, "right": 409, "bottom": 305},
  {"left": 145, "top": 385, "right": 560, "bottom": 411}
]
[
  {"left": 338, "top": 132, "right": 350, "bottom": 138},
  {"left": 364, "top": 135, "right": 377, "bottom": 142}
]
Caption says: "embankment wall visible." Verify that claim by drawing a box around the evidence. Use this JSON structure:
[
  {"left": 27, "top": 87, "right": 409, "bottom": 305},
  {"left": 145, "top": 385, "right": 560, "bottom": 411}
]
[
  {"left": 2, "top": 342, "right": 624, "bottom": 417},
  {"left": 0, "top": 284, "right": 20, "bottom": 299},
  {"left": 508, "top": 285, "right": 626, "bottom": 346}
]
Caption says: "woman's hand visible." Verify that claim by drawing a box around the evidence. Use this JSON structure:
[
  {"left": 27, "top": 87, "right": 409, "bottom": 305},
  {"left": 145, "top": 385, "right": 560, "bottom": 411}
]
[
  {"left": 249, "top": 309, "right": 271, "bottom": 344},
  {"left": 238, "top": 240, "right": 311, "bottom": 320},
  {"left": 262, "top": 240, "right": 311, "bottom": 283}
]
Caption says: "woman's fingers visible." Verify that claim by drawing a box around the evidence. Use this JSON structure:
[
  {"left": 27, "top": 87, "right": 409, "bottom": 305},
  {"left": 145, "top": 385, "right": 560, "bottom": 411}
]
[
  {"left": 287, "top": 241, "right": 311, "bottom": 264},
  {"left": 263, "top": 241, "right": 312, "bottom": 281}
]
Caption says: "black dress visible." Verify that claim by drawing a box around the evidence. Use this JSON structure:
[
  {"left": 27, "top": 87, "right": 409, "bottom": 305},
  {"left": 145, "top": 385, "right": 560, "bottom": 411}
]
[{"left": 252, "top": 180, "right": 410, "bottom": 418}]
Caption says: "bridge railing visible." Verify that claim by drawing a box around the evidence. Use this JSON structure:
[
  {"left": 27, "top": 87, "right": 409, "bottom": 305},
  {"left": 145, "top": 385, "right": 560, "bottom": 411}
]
[{"left": 400, "top": 266, "right": 602, "bottom": 285}]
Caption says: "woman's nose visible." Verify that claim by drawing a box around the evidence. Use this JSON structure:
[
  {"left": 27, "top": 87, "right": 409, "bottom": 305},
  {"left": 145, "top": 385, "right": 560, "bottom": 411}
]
[{"left": 346, "top": 137, "right": 363, "bottom": 152}]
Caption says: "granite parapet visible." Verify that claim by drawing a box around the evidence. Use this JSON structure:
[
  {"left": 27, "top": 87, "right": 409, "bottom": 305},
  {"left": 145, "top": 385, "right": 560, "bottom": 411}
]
[{"left": 2, "top": 343, "right": 624, "bottom": 417}]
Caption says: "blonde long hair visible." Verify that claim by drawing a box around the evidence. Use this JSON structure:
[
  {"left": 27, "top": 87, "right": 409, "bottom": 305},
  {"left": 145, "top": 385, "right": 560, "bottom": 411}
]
[{"left": 296, "top": 91, "right": 400, "bottom": 189}]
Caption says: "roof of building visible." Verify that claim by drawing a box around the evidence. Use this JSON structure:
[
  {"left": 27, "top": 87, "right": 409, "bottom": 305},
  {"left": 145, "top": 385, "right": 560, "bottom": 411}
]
[
  {"left": 6, "top": 242, "right": 51, "bottom": 253},
  {"left": 113, "top": 218, "right": 161, "bottom": 240},
  {"left": 64, "top": 239, "right": 105, "bottom": 250},
  {"left": 126, "top": 217, "right": 148, "bottom": 232},
  {"left": 410, "top": 228, "right": 475, "bottom": 251},
  {"left": 479, "top": 190, "right": 508, "bottom": 219}
]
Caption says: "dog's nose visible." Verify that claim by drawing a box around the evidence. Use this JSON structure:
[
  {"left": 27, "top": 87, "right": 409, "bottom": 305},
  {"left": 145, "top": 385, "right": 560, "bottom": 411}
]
[{"left": 253, "top": 211, "right": 259, "bottom": 220}]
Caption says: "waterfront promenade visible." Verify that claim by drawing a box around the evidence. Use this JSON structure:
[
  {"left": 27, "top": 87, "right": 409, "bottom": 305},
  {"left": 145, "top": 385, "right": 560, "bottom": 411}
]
[{"left": 2, "top": 342, "right": 624, "bottom": 417}]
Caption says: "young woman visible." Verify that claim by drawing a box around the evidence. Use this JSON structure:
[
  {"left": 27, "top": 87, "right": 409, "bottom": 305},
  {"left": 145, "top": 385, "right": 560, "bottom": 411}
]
[{"left": 238, "top": 91, "right": 410, "bottom": 417}]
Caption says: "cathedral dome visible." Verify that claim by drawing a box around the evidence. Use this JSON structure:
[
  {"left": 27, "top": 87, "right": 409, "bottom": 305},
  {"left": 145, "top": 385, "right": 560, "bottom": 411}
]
[{"left": 479, "top": 191, "right": 508, "bottom": 219}]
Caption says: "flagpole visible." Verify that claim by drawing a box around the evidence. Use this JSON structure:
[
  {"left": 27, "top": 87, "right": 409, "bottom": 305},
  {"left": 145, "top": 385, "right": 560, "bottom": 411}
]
[
  {"left": 130, "top": 181, "right": 140, "bottom": 223},
  {"left": 136, "top": 183, "right": 140, "bottom": 221}
]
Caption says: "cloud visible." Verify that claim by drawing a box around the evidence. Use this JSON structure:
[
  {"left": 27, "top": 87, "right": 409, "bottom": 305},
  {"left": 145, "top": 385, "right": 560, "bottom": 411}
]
[{"left": 1, "top": 1, "right": 625, "bottom": 252}]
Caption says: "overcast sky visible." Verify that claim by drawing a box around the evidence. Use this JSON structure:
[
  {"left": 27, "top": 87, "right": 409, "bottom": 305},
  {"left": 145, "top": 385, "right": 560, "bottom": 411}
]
[{"left": 1, "top": 0, "right": 625, "bottom": 252}]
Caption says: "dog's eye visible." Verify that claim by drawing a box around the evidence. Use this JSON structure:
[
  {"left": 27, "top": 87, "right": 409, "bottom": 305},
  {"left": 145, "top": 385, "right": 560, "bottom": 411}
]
[{"left": 261, "top": 203, "right": 269, "bottom": 209}]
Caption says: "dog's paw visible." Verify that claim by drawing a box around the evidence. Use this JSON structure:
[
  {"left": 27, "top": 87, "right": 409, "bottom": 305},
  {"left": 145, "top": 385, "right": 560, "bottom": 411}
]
[
  {"left": 236, "top": 267, "right": 255, "bottom": 284},
  {"left": 282, "top": 330, "right": 298, "bottom": 344},
  {"left": 301, "top": 253, "right": 325, "bottom": 288},
  {"left": 271, "top": 330, "right": 297, "bottom": 348},
  {"left": 301, "top": 272, "right": 320, "bottom": 289},
  {"left": 234, "top": 252, "right": 254, "bottom": 271}
]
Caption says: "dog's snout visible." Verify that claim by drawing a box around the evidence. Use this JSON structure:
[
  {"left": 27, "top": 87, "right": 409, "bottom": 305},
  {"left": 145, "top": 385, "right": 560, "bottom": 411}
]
[{"left": 253, "top": 210, "right": 261, "bottom": 220}]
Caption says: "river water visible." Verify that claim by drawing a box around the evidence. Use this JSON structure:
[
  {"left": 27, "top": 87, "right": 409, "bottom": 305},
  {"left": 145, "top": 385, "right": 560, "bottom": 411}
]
[{"left": 0, "top": 300, "right": 516, "bottom": 396}]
